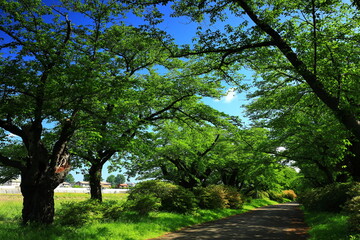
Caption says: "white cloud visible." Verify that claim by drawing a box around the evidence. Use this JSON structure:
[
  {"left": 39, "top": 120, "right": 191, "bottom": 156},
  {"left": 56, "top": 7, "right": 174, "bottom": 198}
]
[{"left": 224, "top": 88, "right": 237, "bottom": 103}]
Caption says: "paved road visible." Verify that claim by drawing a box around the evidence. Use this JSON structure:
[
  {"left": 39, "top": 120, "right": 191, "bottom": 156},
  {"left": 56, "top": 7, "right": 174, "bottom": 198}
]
[{"left": 150, "top": 202, "right": 309, "bottom": 240}]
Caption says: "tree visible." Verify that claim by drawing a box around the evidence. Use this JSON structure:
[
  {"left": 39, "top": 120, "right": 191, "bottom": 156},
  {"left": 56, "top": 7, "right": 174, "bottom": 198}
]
[
  {"left": 64, "top": 173, "right": 75, "bottom": 184},
  {"left": 106, "top": 175, "right": 116, "bottom": 186},
  {"left": 107, "top": 174, "right": 125, "bottom": 187},
  {"left": 0, "top": 0, "right": 132, "bottom": 224},
  {"left": 246, "top": 84, "right": 355, "bottom": 185},
  {"left": 115, "top": 174, "right": 126, "bottom": 185}
]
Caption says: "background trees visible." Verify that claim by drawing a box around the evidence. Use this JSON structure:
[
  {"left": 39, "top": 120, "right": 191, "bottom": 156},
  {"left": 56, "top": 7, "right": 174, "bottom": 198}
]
[{"left": 106, "top": 174, "right": 126, "bottom": 187}]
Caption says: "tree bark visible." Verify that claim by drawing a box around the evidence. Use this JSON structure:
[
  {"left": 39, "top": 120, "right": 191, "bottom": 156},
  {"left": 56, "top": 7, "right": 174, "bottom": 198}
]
[
  {"left": 20, "top": 154, "right": 70, "bottom": 225},
  {"left": 21, "top": 175, "right": 55, "bottom": 225},
  {"left": 89, "top": 163, "right": 104, "bottom": 202}
]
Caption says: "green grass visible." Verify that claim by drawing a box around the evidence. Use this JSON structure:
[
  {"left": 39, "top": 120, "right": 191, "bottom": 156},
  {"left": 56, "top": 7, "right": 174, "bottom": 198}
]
[
  {"left": 0, "top": 194, "right": 277, "bottom": 240},
  {"left": 303, "top": 209, "right": 360, "bottom": 240}
]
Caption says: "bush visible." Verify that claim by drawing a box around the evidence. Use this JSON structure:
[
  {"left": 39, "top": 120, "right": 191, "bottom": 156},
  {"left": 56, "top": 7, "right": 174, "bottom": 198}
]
[
  {"left": 161, "top": 186, "right": 198, "bottom": 213},
  {"left": 268, "top": 191, "right": 285, "bottom": 202},
  {"left": 247, "top": 190, "right": 269, "bottom": 199},
  {"left": 125, "top": 193, "right": 161, "bottom": 216},
  {"left": 344, "top": 182, "right": 360, "bottom": 233},
  {"left": 224, "top": 186, "right": 243, "bottom": 209},
  {"left": 282, "top": 190, "right": 297, "bottom": 201},
  {"left": 298, "top": 183, "right": 352, "bottom": 212},
  {"left": 195, "top": 185, "right": 243, "bottom": 209},
  {"left": 127, "top": 180, "right": 198, "bottom": 213},
  {"left": 57, "top": 200, "right": 124, "bottom": 226}
]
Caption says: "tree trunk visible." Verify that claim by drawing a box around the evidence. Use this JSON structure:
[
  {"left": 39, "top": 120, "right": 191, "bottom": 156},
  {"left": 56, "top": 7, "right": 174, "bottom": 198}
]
[
  {"left": 21, "top": 177, "right": 55, "bottom": 225},
  {"left": 346, "top": 139, "right": 360, "bottom": 181},
  {"left": 20, "top": 165, "right": 68, "bottom": 225},
  {"left": 89, "top": 163, "right": 103, "bottom": 202}
]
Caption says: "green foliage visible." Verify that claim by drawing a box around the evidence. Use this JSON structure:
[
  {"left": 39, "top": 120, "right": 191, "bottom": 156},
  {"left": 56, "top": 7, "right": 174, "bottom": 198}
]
[
  {"left": 125, "top": 193, "right": 161, "bottom": 216},
  {"left": 56, "top": 200, "right": 124, "bottom": 226},
  {"left": 223, "top": 186, "right": 243, "bottom": 209},
  {"left": 196, "top": 185, "right": 228, "bottom": 209},
  {"left": 64, "top": 174, "right": 75, "bottom": 184},
  {"left": 247, "top": 190, "right": 270, "bottom": 199},
  {"left": 107, "top": 174, "right": 126, "bottom": 187},
  {"left": 268, "top": 191, "right": 285, "bottom": 202},
  {"left": 195, "top": 185, "right": 243, "bottom": 209},
  {"left": 127, "top": 180, "right": 198, "bottom": 213},
  {"left": 299, "top": 183, "right": 352, "bottom": 212},
  {"left": 161, "top": 186, "right": 199, "bottom": 214},
  {"left": 344, "top": 182, "right": 360, "bottom": 233}
]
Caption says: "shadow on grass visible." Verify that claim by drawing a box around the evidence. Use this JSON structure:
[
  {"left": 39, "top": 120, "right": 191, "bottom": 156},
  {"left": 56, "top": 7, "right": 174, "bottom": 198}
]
[
  {"left": 0, "top": 221, "right": 115, "bottom": 240},
  {"left": 304, "top": 211, "right": 353, "bottom": 240}
]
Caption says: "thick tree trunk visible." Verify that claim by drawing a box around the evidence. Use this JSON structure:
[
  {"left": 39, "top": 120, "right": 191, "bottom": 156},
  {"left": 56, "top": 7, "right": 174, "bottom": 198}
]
[
  {"left": 20, "top": 166, "right": 67, "bottom": 225},
  {"left": 89, "top": 163, "right": 103, "bottom": 202},
  {"left": 21, "top": 178, "right": 55, "bottom": 225}
]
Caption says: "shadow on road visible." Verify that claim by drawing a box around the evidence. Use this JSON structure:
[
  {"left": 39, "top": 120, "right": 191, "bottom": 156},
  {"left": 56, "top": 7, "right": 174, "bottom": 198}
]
[{"left": 150, "top": 202, "right": 309, "bottom": 240}]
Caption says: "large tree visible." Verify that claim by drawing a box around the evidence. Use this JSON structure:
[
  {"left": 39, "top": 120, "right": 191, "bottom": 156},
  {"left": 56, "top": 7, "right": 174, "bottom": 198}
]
[{"left": 0, "top": 0, "right": 134, "bottom": 224}]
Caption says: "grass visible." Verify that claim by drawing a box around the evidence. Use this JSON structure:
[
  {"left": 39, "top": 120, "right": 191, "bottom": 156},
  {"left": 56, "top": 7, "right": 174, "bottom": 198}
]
[
  {"left": 303, "top": 208, "right": 360, "bottom": 240},
  {"left": 0, "top": 193, "right": 277, "bottom": 240}
]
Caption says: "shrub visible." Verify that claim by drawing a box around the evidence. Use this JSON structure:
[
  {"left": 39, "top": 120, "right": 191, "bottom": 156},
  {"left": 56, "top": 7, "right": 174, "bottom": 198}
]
[
  {"left": 224, "top": 186, "right": 243, "bottom": 209},
  {"left": 161, "top": 186, "right": 198, "bottom": 213},
  {"left": 298, "top": 183, "right": 352, "bottom": 212},
  {"left": 344, "top": 182, "right": 360, "bottom": 233},
  {"left": 195, "top": 185, "right": 243, "bottom": 209},
  {"left": 57, "top": 200, "right": 124, "bottom": 226},
  {"left": 268, "top": 191, "right": 285, "bottom": 202},
  {"left": 127, "top": 180, "right": 198, "bottom": 213},
  {"left": 125, "top": 193, "right": 161, "bottom": 216},
  {"left": 282, "top": 190, "right": 297, "bottom": 201},
  {"left": 102, "top": 201, "right": 125, "bottom": 221},
  {"left": 247, "top": 190, "right": 270, "bottom": 199}
]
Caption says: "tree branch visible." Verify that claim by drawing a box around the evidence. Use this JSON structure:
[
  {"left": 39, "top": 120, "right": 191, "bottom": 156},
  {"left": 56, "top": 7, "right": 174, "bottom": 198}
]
[
  {"left": 0, "top": 119, "right": 27, "bottom": 141},
  {"left": 235, "top": 0, "right": 360, "bottom": 140},
  {"left": 0, "top": 153, "right": 24, "bottom": 170},
  {"left": 141, "top": 94, "right": 194, "bottom": 122},
  {"left": 198, "top": 134, "right": 220, "bottom": 157},
  {"left": 173, "top": 41, "right": 276, "bottom": 58}
]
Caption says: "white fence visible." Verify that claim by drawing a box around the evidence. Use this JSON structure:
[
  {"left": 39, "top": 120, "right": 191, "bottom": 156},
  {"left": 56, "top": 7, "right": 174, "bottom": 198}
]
[{"left": 0, "top": 186, "right": 129, "bottom": 194}]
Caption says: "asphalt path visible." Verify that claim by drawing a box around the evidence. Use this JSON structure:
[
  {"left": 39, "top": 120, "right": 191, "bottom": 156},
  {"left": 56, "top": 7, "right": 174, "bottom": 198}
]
[{"left": 149, "top": 202, "right": 309, "bottom": 240}]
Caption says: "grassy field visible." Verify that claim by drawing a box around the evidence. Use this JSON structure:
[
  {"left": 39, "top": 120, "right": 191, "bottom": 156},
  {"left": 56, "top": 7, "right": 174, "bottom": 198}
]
[
  {"left": 0, "top": 193, "right": 278, "bottom": 240},
  {"left": 303, "top": 209, "right": 360, "bottom": 240}
]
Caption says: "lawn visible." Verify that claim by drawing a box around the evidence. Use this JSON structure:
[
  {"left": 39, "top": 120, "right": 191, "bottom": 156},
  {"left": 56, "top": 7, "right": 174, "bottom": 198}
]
[
  {"left": 303, "top": 209, "right": 360, "bottom": 240},
  {"left": 0, "top": 193, "right": 277, "bottom": 240}
]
